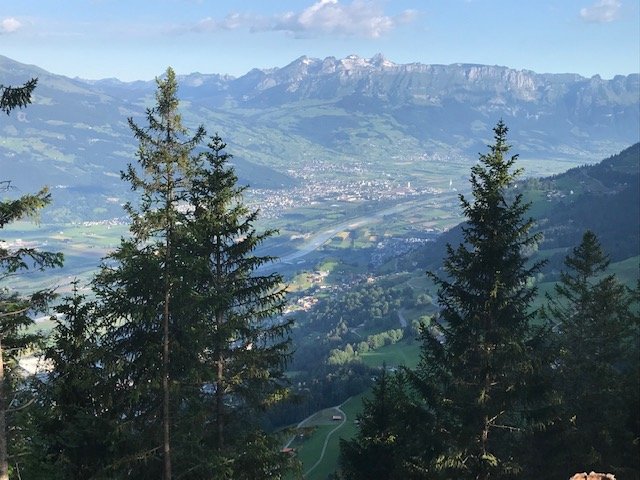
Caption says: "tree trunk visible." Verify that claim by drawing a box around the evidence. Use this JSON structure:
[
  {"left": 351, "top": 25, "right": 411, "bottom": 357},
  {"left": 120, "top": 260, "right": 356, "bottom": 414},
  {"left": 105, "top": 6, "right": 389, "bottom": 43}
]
[
  {"left": 214, "top": 238, "right": 224, "bottom": 451},
  {"left": 0, "top": 337, "right": 9, "bottom": 480},
  {"left": 162, "top": 215, "right": 173, "bottom": 480},
  {"left": 162, "top": 140, "right": 174, "bottom": 480},
  {"left": 216, "top": 344, "right": 224, "bottom": 451},
  {"left": 162, "top": 290, "right": 171, "bottom": 480}
]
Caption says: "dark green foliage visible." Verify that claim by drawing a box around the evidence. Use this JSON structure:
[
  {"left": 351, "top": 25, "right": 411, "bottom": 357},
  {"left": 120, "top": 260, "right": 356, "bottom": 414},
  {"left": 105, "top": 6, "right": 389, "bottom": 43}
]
[
  {"left": 190, "top": 135, "right": 292, "bottom": 414},
  {"left": 420, "top": 121, "right": 545, "bottom": 478},
  {"left": 344, "top": 121, "right": 550, "bottom": 479},
  {"left": 227, "top": 430, "right": 301, "bottom": 480},
  {"left": 1, "top": 77, "right": 62, "bottom": 480},
  {"left": 0, "top": 78, "right": 37, "bottom": 115},
  {"left": 24, "top": 285, "right": 116, "bottom": 479},
  {"left": 92, "top": 67, "right": 206, "bottom": 478},
  {"left": 91, "top": 72, "right": 295, "bottom": 478},
  {"left": 340, "top": 368, "right": 403, "bottom": 479},
  {"left": 303, "top": 282, "right": 403, "bottom": 333},
  {"left": 0, "top": 188, "right": 63, "bottom": 312},
  {"left": 541, "top": 231, "right": 639, "bottom": 478},
  {"left": 174, "top": 135, "right": 294, "bottom": 476}
]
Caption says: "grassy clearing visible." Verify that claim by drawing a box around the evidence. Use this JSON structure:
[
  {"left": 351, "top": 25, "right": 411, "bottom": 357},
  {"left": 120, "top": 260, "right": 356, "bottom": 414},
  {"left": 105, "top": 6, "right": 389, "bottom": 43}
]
[
  {"left": 292, "top": 394, "right": 366, "bottom": 480},
  {"left": 609, "top": 255, "right": 640, "bottom": 287},
  {"left": 287, "top": 272, "right": 314, "bottom": 292},
  {"left": 294, "top": 424, "right": 333, "bottom": 473},
  {"left": 531, "top": 255, "right": 639, "bottom": 313},
  {"left": 360, "top": 340, "right": 421, "bottom": 369}
]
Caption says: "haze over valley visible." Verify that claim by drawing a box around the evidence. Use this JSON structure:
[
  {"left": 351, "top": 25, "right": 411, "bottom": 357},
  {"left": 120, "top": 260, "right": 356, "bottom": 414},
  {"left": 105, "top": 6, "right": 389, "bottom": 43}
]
[
  {"left": 1, "top": 53, "right": 638, "bottom": 290},
  {"left": 1, "top": 1, "right": 639, "bottom": 478},
  {"left": 1, "top": 53, "right": 638, "bottom": 217}
]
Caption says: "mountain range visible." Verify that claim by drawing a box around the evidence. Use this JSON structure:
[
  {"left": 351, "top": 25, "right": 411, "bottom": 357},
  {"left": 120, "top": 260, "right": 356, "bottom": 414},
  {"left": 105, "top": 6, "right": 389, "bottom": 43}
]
[{"left": 1, "top": 54, "right": 638, "bottom": 222}]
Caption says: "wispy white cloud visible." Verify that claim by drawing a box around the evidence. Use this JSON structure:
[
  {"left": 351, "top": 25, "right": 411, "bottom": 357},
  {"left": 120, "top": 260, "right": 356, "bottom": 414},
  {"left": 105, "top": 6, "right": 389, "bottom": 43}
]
[
  {"left": 580, "top": 0, "right": 621, "bottom": 23},
  {"left": 267, "top": 0, "right": 418, "bottom": 38},
  {"left": 188, "top": 12, "right": 257, "bottom": 33},
  {"left": 0, "top": 17, "right": 22, "bottom": 34},
  {"left": 171, "top": 1, "right": 417, "bottom": 38}
]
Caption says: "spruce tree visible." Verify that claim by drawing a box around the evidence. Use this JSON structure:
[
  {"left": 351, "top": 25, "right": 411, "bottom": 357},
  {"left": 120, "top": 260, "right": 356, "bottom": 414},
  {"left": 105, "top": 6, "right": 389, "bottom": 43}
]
[
  {"left": 422, "top": 121, "right": 544, "bottom": 478},
  {"left": 93, "top": 75, "right": 294, "bottom": 478},
  {"left": 0, "top": 78, "right": 62, "bottom": 480},
  {"left": 340, "top": 122, "right": 547, "bottom": 479},
  {"left": 93, "top": 67, "right": 204, "bottom": 479},
  {"left": 183, "top": 135, "right": 294, "bottom": 477},
  {"left": 542, "top": 231, "right": 639, "bottom": 478},
  {"left": 28, "top": 284, "right": 115, "bottom": 479},
  {"left": 339, "top": 367, "right": 403, "bottom": 479}
]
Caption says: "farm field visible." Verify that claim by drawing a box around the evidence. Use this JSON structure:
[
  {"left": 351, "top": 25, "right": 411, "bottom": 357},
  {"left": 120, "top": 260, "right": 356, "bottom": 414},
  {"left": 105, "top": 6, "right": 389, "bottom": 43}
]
[
  {"left": 360, "top": 340, "right": 422, "bottom": 369},
  {"left": 289, "top": 335, "right": 422, "bottom": 478},
  {"left": 287, "top": 394, "right": 366, "bottom": 480}
]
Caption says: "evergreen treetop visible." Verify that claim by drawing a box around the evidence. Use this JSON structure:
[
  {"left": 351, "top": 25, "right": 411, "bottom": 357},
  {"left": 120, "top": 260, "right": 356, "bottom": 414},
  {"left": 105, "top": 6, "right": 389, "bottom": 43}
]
[
  {"left": 423, "top": 120, "right": 545, "bottom": 478},
  {"left": 542, "top": 231, "right": 639, "bottom": 477}
]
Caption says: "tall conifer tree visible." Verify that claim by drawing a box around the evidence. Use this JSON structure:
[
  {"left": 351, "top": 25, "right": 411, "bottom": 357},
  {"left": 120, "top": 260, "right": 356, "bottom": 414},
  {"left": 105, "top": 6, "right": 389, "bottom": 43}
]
[
  {"left": 29, "top": 284, "right": 115, "bottom": 480},
  {"left": 340, "top": 367, "right": 404, "bottom": 479},
  {"left": 182, "top": 135, "right": 294, "bottom": 477},
  {"left": 340, "top": 122, "right": 548, "bottom": 479},
  {"left": 542, "top": 231, "right": 639, "bottom": 477},
  {"left": 421, "top": 121, "right": 544, "bottom": 478},
  {"left": 93, "top": 68, "right": 204, "bottom": 479},
  {"left": 93, "top": 73, "right": 294, "bottom": 479},
  {"left": 0, "top": 78, "right": 62, "bottom": 480}
]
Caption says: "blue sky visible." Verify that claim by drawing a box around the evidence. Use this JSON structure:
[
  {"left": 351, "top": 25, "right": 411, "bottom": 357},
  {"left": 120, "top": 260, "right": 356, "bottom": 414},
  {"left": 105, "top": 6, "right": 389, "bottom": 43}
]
[{"left": 1, "top": 0, "right": 638, "bottom": 81}]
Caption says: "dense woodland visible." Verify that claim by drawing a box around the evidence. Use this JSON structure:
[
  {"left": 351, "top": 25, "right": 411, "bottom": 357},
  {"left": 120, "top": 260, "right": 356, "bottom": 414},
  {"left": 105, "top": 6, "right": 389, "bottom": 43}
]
[
  {"left": 339, "top": 125, "right": 639, "bottom": 479},
  {"left": 1, "top": 72, "right": 297, "bottom": 480},
  {"left": 0, "top": 73, "right": 638, "bottom": 480}
]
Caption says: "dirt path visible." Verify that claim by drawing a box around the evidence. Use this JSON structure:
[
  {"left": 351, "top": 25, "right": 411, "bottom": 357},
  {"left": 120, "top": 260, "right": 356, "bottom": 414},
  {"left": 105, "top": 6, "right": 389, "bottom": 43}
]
[
  {"left": 303, "top": 403, "right": 348, "bottom": 478},
  {"left": 283, "top": 410, "right": 321, "bottom": 449},
  {"left": 282, "top": 398, "right": 352, "bottom": 477}
]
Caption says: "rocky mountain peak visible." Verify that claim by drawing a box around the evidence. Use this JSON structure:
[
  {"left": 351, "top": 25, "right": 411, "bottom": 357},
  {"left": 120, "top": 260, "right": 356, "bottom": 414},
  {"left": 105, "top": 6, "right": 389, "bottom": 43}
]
[{"left": 372, "top": 53, "right": 395, "bottom": 68}]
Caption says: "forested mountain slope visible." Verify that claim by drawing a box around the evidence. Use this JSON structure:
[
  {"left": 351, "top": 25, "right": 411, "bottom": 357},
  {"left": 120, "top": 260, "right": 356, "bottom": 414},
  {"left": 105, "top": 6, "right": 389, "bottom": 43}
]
[{"left": 420, "top": 143, "right": 640, "bottom": 274}]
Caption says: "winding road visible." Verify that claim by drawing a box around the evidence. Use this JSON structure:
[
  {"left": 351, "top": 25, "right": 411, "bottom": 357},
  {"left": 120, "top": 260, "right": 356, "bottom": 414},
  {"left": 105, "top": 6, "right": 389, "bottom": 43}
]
[
  {"left": 303, "top": 402, "right": 349, "bottom": 478},
  {"left": 283, "top": 397, "right": 352, "bottom": 478}
]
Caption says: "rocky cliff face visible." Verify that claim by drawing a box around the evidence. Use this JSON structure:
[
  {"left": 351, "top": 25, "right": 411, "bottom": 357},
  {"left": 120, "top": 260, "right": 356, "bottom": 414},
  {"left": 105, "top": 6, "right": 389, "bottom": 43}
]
[
  {"left": 165, "top": 54, "right": 638, "bottom": 149},
  {"left": 90, "top": 53, "right": 633, "bottom": 117},
  {"left": 212, "top": 54, "right": 637, "bottom": 111},
  {"left": 31, "top": 53, "right": 633, "bottom": 140}
]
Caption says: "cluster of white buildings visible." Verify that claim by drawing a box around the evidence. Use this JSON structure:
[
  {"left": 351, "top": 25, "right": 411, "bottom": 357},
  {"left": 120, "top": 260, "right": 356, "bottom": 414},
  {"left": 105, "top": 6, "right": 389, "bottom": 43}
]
[{"left": 249, "top": 177, "right": 439, "bottom": 219}]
